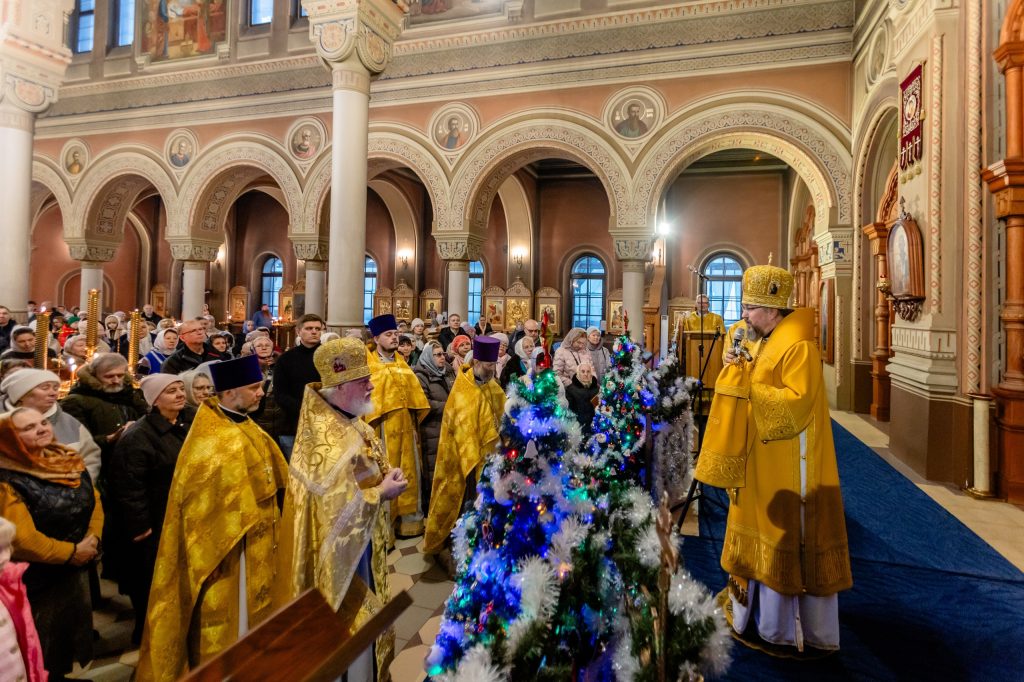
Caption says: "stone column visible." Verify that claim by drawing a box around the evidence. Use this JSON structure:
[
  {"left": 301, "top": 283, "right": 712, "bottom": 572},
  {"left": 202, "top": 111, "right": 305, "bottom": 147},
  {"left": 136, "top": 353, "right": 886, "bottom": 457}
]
[
  {"left": 614, "top": 237, "right": 652, "bottom": 345},
  {"left": 67, "top": 243, "right": 116, "bottom": 313},
  {"left": 437, "top": 235, "right": 483, "bottom": 320},
  {"left": 304, "top": 0, "right": 404, "bottom": 329},
  {"left": 293, "top": 239, "right": 328, "bottom": 318},
  {"left": 0, "top": 1, "right": 72, "bottom": 320},
  {"left": 982, "top": 10, "right": 1024, "bottom": 503},
  {"left": 79, "top": 263, "right": 104, "bottom": 312},
  {"left": 862, "top": 222, "right": 891, "bottom": 421},
  {"left": 447, "top": 261, "right": 469, "bottom": 320},
  {"left": 170, "top": 241, "right": 219, "bottom": 320}
]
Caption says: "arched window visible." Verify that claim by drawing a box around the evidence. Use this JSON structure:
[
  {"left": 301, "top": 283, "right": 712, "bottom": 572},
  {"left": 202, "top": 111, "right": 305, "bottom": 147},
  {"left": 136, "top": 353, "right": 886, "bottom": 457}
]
[
  {"left": 702, "top": 253, "right": 744, "bottom": 327},
  {"left": 261, "top": 257, "right": 284, "bottom": 317},
  {"left": 570, "top": 255, "right": 605, "bottom": 330},
  {"left": 363, "top": 256, "right": 378, "bottom": 324},
  {"left": 468, "top": 261, "right": 484, "bottom": 323}
]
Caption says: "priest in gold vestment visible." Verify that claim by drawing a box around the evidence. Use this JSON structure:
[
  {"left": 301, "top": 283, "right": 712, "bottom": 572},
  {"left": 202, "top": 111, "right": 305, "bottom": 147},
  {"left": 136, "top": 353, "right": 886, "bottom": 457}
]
[
  {"left": 680, "top": 294, "right": 728, "bottom": 336},
  {"left": 277, "top": 337, "right": 408, "bottom": 682},
  {"left": 138, "top": 355, "right": 289, "bottom": 681},
  {"left": 424, "top": 336, "right": 505, "bottom": 556},
  {"left": 695, "top": 262, "right": 852, "bottom": 656},
  {"left": 365, "top": 314, "right": 430, "bottom": 538}
]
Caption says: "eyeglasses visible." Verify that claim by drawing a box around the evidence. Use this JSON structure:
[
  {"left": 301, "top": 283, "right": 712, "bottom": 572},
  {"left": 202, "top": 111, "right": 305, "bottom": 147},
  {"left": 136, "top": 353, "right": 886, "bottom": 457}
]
[
  {"left": 432, "top": 352, "right": 445, "bottom": 357},
  {"left": 741, "top": 304, "right": 764, "bottom": 313}
]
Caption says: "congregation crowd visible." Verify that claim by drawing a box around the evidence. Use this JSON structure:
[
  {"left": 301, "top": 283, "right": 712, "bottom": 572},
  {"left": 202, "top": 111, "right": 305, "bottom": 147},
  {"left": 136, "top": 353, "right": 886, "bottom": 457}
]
[{"left": 0, "top": 299, "right": 618, "bottom": 680}]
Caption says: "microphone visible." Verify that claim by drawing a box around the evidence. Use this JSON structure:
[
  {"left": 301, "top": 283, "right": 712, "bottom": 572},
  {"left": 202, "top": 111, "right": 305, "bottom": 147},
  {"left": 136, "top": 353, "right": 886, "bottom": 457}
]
[
  {"left": 688, "top": 264, "right": 709, "bottom": 279},
  {"left": 731, "top": 325, "right": 752, "bottom": 362},
  {"left": 687, "top": 264, "right": 698, "bottom": 273}
]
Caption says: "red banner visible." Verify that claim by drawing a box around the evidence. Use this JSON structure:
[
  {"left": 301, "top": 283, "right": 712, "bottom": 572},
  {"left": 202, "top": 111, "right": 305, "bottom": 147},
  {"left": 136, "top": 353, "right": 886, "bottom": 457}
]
[{"left": 899, "top": 63, "right": 924, "bottom": 171}]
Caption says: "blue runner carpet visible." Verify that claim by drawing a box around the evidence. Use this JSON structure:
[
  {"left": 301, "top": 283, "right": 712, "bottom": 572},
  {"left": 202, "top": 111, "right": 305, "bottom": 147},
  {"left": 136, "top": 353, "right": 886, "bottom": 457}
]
[{"left": 682, "top": 420, "right": 1024, "bottom": 681}]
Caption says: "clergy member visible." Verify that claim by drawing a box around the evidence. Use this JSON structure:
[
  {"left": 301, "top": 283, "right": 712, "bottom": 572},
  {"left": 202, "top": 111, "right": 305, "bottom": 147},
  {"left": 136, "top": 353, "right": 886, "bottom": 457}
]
[
  {"left": 695, "top": 261, "right": 852, "bottom": 656},
  {"left": 680, "top": 294, "right": 727, "bottom": 336},
  {"left": 137, "top": 354, "right": 289, "bottom": 681},
  {"left": 423, "top": 336, "right": 505, "bottom": 557},
  {"left": 277, "top": 337, "right": 408, "bottom": 681},
  {"left": 365, "top": 314, "right": 429, "bottom": 538}
]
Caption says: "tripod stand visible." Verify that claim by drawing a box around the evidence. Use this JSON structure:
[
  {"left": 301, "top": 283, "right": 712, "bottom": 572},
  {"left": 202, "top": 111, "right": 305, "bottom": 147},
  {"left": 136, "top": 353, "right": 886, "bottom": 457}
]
[{"left": 673, "top": 296, "right": 726, "bottom": 531}]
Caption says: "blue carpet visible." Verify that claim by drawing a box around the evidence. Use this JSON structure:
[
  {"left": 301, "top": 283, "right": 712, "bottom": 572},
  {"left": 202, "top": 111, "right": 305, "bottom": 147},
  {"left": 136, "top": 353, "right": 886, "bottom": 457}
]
[{"left": 682, "top": 420, "right": 1024, "bottom": 681}]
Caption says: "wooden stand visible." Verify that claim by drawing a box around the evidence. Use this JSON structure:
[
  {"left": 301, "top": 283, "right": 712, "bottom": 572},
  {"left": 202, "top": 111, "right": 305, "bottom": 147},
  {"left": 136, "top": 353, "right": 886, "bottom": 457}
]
[
  {"left": 680, "top": 330, "right": 724, "bottom": 390},
  {"left": 184, "top": 589, "right": 412, "bottom": 682}
]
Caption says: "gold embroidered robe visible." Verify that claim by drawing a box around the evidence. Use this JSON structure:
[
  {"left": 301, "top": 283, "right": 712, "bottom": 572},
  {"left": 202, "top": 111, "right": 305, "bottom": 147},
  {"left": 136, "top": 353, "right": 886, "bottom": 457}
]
[
  {"left": 365, "top": 351, "right": 429, "bottom": 523},
  {"left": 715, "top": 309, "right": 852, "bottom": 597},
  {"left": 276, "top": 385, "right": 395, "bottom": 676},
  {"left": 681, "top": 310, "right": 727, "bottom": 336},
  {"left": 423, "top": 366, "right": 505, "bottom": 554},
  {"left": 137, "top": 399, "right": 289, "bottom": 682}
]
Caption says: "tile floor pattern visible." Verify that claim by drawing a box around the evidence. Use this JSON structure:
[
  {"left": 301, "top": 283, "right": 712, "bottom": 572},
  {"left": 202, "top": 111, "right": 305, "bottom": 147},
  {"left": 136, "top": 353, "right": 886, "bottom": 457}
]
[{"left": 69, "top": 411, "right": 1024, "bottom": 680}]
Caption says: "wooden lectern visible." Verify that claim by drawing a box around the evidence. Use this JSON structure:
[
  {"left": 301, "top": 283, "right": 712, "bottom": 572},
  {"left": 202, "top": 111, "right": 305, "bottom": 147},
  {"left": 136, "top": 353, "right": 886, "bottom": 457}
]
[
  {"left": 184, "top": 589, "right": 412, "bottom": 682},
  {"left": 680, "top": 330, "right": 724, "bottom": 389}
]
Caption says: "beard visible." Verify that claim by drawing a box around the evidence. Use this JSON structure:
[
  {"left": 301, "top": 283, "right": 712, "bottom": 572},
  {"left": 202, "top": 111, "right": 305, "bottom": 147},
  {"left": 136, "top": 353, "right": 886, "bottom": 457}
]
[
  {"left": 349, "top": 396, "right": 375, "bottom": 416},
  {"left": 102, "top": 383, "right": 124, "bottom": 393}
]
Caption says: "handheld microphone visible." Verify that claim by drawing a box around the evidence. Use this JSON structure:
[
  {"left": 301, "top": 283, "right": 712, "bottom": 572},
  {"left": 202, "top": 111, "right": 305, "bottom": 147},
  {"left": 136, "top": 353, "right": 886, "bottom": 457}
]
[{"left": 731, "top": 325, "right": 752, "bottom": 362}]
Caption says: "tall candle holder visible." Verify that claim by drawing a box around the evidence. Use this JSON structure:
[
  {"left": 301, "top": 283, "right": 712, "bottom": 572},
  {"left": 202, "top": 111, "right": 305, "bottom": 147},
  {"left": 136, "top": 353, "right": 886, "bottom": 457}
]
[
  {"left": 127, "top": 309, "right": 142, "bottom": 383},
  {"left": 33, "top": 311, "right": 50, "bottom": 370},
  {"left": 85, "top": 289, "right": 100, "bottom": 362}
]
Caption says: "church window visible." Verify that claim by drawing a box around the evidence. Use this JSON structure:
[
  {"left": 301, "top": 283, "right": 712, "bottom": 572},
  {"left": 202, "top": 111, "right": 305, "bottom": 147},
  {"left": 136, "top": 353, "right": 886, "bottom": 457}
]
[
  {"left": 364, "top": 256, "right": 378, "bottom": 324},
  {"left": 74, "top": 0, "right": 95, "bottom": 53},
  {"left": 702, "top": 253, "right": 743, "bottom": 327},
  {"left": 113, "top": 0, "right": 135, "bottom": 47},
  {"left": 261, "top": 257, "right": 284, "bottom": 317},
  {"left": 468, "top": 261, "right": 483, "bottom": 324},
  {"left": 571, "top": 255, "right": 605, "bottom": 330},
  {"left": 250, "top": 0, "right": 274, "bottom": 26}
]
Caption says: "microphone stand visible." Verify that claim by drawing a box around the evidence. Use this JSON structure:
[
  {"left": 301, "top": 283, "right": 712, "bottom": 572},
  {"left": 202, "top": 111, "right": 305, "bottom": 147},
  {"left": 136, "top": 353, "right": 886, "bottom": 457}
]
[{"left": 674, "top": 272, "right": 725, "bottom": 530}]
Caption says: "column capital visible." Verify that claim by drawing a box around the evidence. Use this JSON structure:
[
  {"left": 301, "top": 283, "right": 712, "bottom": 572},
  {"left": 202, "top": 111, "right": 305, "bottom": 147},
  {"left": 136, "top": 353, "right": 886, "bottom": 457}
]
[
  {"left": 814, "top": 226, "right": 853, "bottom": 277},
  {"left": 0, "top": 0, "right": 74, "bottom": 117},
  {"left": 303, "top": 0, "right": 406, "bottom": 78},
  {"left": 612, "top": 235, "right": 653, "bottom": 262},
  {"left": 436, "top": 234, "right": 484, "bottom": 262},
  {"left": 169, "top": 239, "right": 221, "bottom": 262},
  {"left": 66, "top": 241, "right": 116, "bottom": 263},
  {"left": 293, "top": 238, "right": 330, "bottom": 262}
]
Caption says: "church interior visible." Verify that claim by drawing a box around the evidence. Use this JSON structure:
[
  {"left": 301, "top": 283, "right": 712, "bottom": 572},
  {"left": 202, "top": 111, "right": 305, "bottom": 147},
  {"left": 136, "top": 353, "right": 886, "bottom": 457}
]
[{"left": 3, "top": 0, "right": 1024, "bottom": 679}]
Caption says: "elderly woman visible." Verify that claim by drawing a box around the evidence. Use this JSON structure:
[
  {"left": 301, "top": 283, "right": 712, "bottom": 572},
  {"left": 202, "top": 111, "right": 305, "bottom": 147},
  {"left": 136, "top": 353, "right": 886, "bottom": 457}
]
[
  {"left": 2, "top": 369, "right": 102, "bottom": 482},
  {"left": 449, "top": 334, "right": 472, "bottom": 372},
  {"left": 179, "top": 367, "right": 215, "bottom": 408},
  {"left": 585, "top": 326, "right": 611, "bottom": 379},
  {"left": 107, "top": 374, "right": 195, "bottom": 644},
  {"left": 139, "top": 327, "right": 179, "bottom": 375},
  {"left": 0, "top": 408, "right": 103, "bottom": 678},
  {"left": 500, "top": 336, "right": 535, "bottom": 389},
  {"left": 62, "top": 334, "right": 89, "bottom": 368},
  {"left": 490, "top": 333, "right": 510, "bottom": 373},
  {"left": 553, "top": 327, "right": 588, "bottom": 387},
  {"left": 565, "top": 361, "right": 599, "bottom": 433},
  {"left": 242, "top": 336, "right": 282, "bottom": 439},
  {"left": 412, "top": 341, "right": 456, "bottom": 508}
]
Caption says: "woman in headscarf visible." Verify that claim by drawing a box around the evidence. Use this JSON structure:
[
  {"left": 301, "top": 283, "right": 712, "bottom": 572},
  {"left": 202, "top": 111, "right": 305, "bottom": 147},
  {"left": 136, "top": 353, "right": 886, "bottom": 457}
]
[
  {"left": 448, "top": 334, "right": 472, "bottom": 372},
  {"left": 565, "top": 361, "right": 599, "bottom": 434},
  {"left": 61, "top": 334, "right": 90, "bottom": 369},
  {"left": 500, "top": 335, "right": 535, "bottom": 389},
  {"left": 553, "top": 327, "right": 587, "bottom": 387},
  {"left": 0, "top": 515, "right": 47, "bottom": 681},
  {"left": 412, "top": 340, "right": 456, "bottom": 509},
  {"left": 0, "top": 408, "right": 102, "bottom": 678},
  {"left": 491, "top": 332, "right": 510, "bottom": 374},
  {"left": 138, "top": 327, "right": 179, "bottom": 375},
  {"left": 106, "top": 374, "right": 195, "bottom": 644},
  {"left": 103, "top": 314, "right": 130, "bottom": 357},
  {"left": 179, "top": 368, "right": 215, "bottom": 408},
  {"left": 585, "top": 326, "right": 611, "bottom": 379}
]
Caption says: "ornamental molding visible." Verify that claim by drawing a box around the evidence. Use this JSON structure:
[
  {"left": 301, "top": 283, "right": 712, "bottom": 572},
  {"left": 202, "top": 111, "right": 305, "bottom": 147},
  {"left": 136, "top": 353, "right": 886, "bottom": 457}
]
[
  {"left": 306, "top": 0, "right": 404, "bottom": 74},
  {"left": 634, "top": 104, "right": 851, "bottom": 234},
  {"left": 66, "top": 243, "right": 116, "bottom": 262},
  {"left": 311, "top": 19, "right": 359, "bottom": 64},
  {"left": 445, "top": 117, "right": 630, "bottom": 234},
  {"left": 814, "top": 228, "right": 852, "bottom": 271},
  {"left": 436, "top": 235, "right": 484, "bottom": 261},
  {"left": 927, "top": 34, "right": 943, "bottom": 315},
  {"left": 31, "top": 158, "right": 72, "bottom": 223},
  {"left": 1, "top": 75, "right": 58, "bottom": 114},
  {"left": 292, "top": 239, "right": 330, "bottom": 261},
  {"left": 963, "top": 0, "right": 983, "bottom": 394},
  {"left": 168, "top": 240, "right": 221, "bottom": 262},
  {"left": 174, "top": 140, "right": 302, "bottom": 238},
  {"left": 613, "top": 237, "right": 653, "bottom": 262}
]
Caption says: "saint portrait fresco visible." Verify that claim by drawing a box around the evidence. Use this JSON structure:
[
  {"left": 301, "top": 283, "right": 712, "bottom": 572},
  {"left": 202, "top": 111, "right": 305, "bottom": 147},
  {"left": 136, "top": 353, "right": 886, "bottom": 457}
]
[
  {"left": 435, "top": 113, "right": 471, "bottom": 150},
  {"left": 409, "top": 0, "right": 502, "bottom": 24},
  {"left": 609, "top": 93, "right": 659, "bottom": 140},
  {"left": 142, "top": 0, "right": 227, "bottom": 62},
  {"left": 291, "top": 126, "right": 321, "bottom": 160},
  {"left": 168, "top": 137, "right": 192, "bottom": 168}
]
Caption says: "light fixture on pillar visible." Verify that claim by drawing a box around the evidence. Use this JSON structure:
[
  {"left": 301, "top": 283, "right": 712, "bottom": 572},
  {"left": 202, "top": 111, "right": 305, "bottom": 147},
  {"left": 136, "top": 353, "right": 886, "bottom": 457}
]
[
  {"left": 397, "top": 249, "right": 412, "bottom": 284},
  {"left": 511, "top": 246, "right": 527, "bottom": 280},
  {"left": 657, "top": 220, "right": 672, "bottom": 237}
]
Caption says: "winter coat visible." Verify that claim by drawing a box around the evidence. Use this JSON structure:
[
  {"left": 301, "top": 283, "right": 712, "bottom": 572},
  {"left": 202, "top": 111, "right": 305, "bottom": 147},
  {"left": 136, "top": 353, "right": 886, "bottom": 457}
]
[
  {"left": 272, "top": 343, "right": 321, "bottom": 436},
  {"left": 588, "top": 343, "right": 612, "bottom": 379},
  {"left": 413, "top": 363, "right": 456, "bottom": 474},
  {"left": 565, "top": 374, "right": 599, "bottom": 433},
  {"left": 553, "top": 346, "right": 587, "bottom": 387},
  {"left": 160, "top": 343, "right": 222, "bottom": 375},
  {"left": 60, "top": 363, "right": 149, "bottom": 466},
  {"left": 500, "top": 357, "right": 529, "bottom": 389}
]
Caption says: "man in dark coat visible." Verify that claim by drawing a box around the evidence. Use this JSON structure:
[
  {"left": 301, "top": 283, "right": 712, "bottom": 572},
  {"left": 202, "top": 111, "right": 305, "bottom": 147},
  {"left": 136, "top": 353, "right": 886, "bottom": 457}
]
[
  {"left": 106, "top": 373, "right": 195, "bottom": 643},
  {"left": 272, "top": 313, "right": 323, "bottom": 459},
  {"left": 160, "top": 319, "right": 222, "bottom": 375},
  {"left": 0, "top": 305, "right": 16, "bottom": 353}
]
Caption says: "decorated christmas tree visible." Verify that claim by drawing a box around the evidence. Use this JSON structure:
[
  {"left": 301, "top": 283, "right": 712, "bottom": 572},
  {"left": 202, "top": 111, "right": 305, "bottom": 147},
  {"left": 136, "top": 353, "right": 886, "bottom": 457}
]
[{"left": 646, "top": 347, "right": 699, "bottom": 507}]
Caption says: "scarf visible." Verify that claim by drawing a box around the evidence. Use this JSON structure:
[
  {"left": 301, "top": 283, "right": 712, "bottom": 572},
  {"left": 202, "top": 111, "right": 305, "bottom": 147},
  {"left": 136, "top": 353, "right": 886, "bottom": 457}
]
[
  {"left": 417, "top": 341, "right": 448, "bottom": 378},
  {"left": 514, "top": 338, "right": 532, "bottom": 362},
  {"left": 0, "top": 416, "right": 85, "bottom": 487}
]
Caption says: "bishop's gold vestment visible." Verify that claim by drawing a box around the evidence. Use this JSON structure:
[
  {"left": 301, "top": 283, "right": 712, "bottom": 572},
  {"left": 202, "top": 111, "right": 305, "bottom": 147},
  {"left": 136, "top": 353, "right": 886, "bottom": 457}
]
[
  {"left": 276, "top": 385, "right": 395, "bottom": 676},
  {"left": 702, "top": 309, "right": 852, "bottom": 597},
  {"left": 423, "top": 366, "right": 505, "bottom": 554},
  {"left": 681, "top": 309, "right": 727, "bottom": 336},
  {"left": 365, "top": 352, "right": 429, "bottom": 528},
  {"left": 137, "top": 399, "right": 289, "bottom": 682}
]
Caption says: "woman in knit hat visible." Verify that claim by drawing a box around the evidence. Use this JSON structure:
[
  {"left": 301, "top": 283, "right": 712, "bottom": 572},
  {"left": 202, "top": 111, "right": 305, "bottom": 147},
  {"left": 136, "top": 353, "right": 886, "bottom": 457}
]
[
  {"left": 105, "top": 374, "right": 195, "bottom": 644},
  {"left": 448, "top": 334, "right": 472, "bottom": 372}
]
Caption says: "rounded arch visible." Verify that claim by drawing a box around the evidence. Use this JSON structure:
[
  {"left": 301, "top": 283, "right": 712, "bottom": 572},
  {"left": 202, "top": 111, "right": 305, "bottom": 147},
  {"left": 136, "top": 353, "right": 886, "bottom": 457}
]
[
  {"left": 68, "top": 147, "right": 177, "bottom": 241},
  {"left": 635, "top": 96, "right": 852, "bottom": 236},
  {"left": 251, "top": 251, "right": 285, "bottom": 315},
  {"left": 497, "top": 174, "right": 533, "bottom": 288},
  {"left": 31, "top": 158, "right": 73, "bottom": 229},
  {"left": 368, "top": 177, "right": 420, "bottom": 285},
  {"left": 694, "top": 243, "right": 755, "bottom": 273},
  {"left": 445, "top": 113, "right": 631, "bottom": 235},
  {"left": 173, "top": 137, "right": 302, "bottom": 239}
]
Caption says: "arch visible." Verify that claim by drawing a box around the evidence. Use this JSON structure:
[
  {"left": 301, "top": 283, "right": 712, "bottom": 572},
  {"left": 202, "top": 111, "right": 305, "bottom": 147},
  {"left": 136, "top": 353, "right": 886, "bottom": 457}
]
[
  {"left": 173, "top": 137, "right": 302, "bottom": 239},
  {"left": 1001, "top": 0, "right": 1024, "bottom": 43},
  {"left": 635, "top": 96, "right": 852, "bottom": 237},
  {"left": 368, "top": 178, "right": 420, "bottom": 285},
  {"left": 445, "top": 114, "right": 631, "bottom": 235},
  {"left": 567, "top": 253, "right": 607, "bottom": 330},
  {"left": 31, "top": 158, "right": 72, "bottom": 229},
  {"left": 497, "top": 174, "right": 533, "bottom": 287},
  {"left": 68, "top": 147, "right": 178, "bottom": 241}
]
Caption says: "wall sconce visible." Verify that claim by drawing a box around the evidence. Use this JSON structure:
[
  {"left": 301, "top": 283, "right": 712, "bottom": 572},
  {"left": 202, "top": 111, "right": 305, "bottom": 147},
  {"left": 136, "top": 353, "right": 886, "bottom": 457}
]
[
  {"left": 511, "top": 246, "right": 528, "bottom": 272},
  {"left": 398, "top": 249, "right": 412, "bottom": 271}
]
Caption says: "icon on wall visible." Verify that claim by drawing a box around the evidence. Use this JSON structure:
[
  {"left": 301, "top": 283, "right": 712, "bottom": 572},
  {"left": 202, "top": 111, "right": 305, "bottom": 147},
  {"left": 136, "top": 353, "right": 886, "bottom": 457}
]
[
  {"left": 430, "top": 104, "right": 479, "bottom": 154},
  {"left": 286, "top": 118, "right": 328, "bottom": 165},
  {"left": 165, "top": 129, "right": 199, "bottom": 172}
]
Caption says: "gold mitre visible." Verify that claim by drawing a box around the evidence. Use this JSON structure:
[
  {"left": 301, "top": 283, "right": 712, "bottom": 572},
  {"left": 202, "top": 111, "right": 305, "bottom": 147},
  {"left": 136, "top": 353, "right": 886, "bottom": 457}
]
[
  {"left": 314, "top": 337, "right": 371, "bottom": 388},
  {"left": 741, "top": 254, "right": 794, "bottom": 309}
]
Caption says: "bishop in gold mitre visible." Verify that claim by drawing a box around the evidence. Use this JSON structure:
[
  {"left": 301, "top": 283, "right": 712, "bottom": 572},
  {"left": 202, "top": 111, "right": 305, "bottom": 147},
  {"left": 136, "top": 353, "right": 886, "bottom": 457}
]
[
  {"left": 137, "top": 354, "right": 289, "bottom": 681},
  {"left": 695, "top": 259, "right": 852, "bottom": 657},
  {"left": 364, "top": 314, "right": 430, "bottom": 538},
  {"left": 423, "top": 336, "right": 505, "bottom": 557},
  {"left": 276, "top": 337, "right": 408, "bottom": 681}
]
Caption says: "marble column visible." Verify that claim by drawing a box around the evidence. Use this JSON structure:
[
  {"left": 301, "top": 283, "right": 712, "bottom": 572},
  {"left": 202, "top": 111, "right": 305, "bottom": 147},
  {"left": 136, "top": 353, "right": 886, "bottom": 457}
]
[
  {"left": 79, "top": 262, "right": 105, "bottom": 313},
  {"left": 447, "top": 261, "right": 469, "bottom": 320},
  {"left": 304, "top": 0, "right": 404, "bottom": 329},
  {"left": 181, "top": 262, "right": 208, "bottom": 320},
  {"left": 305, "top": 261, "right": 327, "bottom": 318},
  {"left": 614, "top": 237, "right": 652, "bottom": 345},
  {"left": 0, "top": 1, "right": 70, "bottom": 321}
]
